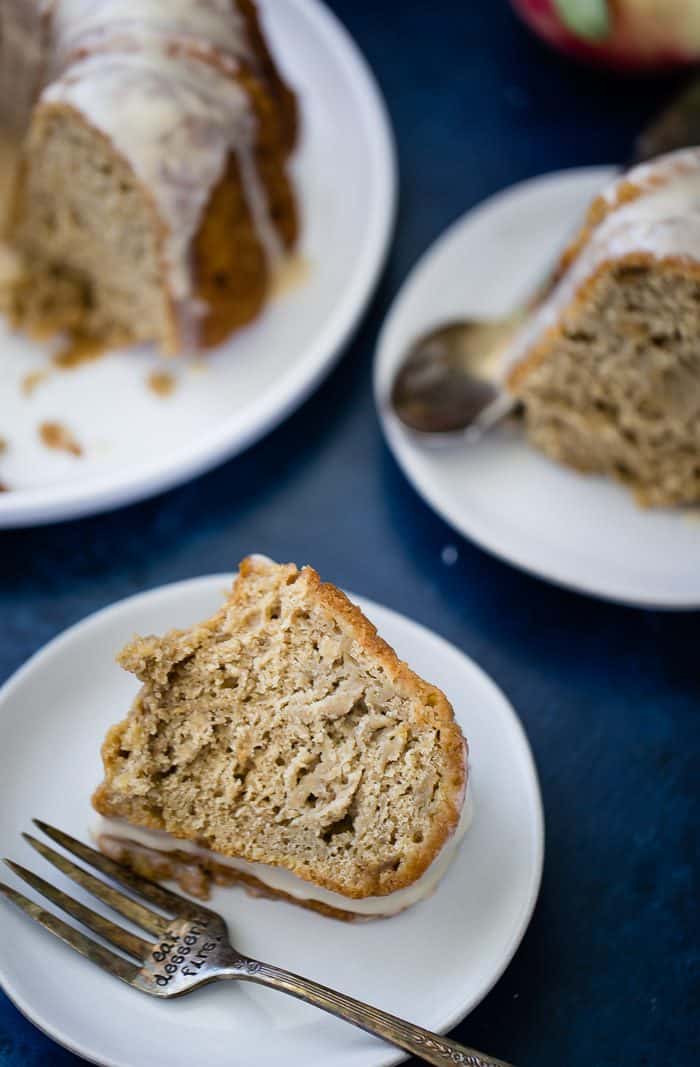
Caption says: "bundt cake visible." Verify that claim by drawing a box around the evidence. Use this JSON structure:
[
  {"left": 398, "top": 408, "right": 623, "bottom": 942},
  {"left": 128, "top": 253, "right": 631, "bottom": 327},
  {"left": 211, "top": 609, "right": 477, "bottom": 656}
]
[
  {"left": 0, "top": 0, "right": 298, "bottom": 354},
  {"left": 506, "top": 148, "right": 700, "bottom": 507},
  {"left": 92, "top": 556, "right": 469, "bottom": 920}
]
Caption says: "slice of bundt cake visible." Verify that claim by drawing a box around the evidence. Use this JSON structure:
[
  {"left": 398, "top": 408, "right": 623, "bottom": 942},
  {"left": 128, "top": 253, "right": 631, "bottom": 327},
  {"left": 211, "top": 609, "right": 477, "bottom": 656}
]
[
  {"left": 0, "top": 0, "right": 298, "bottom": 354},
  {"left": 93, "top": 557, "right": 468, "bottom": 920},
  {"left": 506, "top": 148, "right": 700, "bottom": 507}
]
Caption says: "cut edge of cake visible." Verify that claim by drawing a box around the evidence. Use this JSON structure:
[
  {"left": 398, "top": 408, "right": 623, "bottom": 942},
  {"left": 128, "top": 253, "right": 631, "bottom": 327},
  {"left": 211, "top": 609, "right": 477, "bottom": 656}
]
[
  {"left": 92, "top": 557, "right": 468, "bottom": 913},
  {"left": 504, "top": 149, "right": 700, "bottom": 507}
]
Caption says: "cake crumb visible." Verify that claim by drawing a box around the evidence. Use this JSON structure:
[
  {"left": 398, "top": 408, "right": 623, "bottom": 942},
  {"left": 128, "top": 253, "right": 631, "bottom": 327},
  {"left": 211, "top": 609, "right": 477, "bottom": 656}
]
[
  {"left": 147, "top": 371, "right": 176, "bottom": 397},
  {"left": 0, "top": 481, "right": 8, "bottom": 492},
  {"left": 21, "top": 368, "right": 51, "bottom": 396},
  {"left": 38, "top": 420, "right": 82, "bottom": 457}
]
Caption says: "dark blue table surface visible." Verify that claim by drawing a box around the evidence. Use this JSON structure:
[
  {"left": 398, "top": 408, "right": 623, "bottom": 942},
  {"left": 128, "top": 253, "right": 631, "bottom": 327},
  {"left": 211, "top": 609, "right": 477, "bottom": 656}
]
[{"left": 1, "top": 3, "right": 698, "bottom": 1065}]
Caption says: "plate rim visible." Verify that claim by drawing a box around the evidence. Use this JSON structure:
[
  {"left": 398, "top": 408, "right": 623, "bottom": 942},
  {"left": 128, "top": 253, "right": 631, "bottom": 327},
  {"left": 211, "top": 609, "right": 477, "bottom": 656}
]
[
  {"left": 0, "top": 0, "right": 397, "bottom": 529},
  {"left": 0, "top": 573, "right": 544, "bottom": 1067},
  {"left": 373, "top": 164, "right": 700, "bottom": 611}
]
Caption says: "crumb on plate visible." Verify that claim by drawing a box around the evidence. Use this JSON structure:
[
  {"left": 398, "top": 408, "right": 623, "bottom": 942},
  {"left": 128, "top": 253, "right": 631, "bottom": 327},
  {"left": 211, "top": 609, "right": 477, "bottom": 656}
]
[
  {"left": 38, "top": 420, "right": 83, "bottom": 457},
  {"left": 147, "top": 371, "right": 176, "bottom": 397},
  {"left": 21, "top": 368, "right": 51, "bottom": 396}
]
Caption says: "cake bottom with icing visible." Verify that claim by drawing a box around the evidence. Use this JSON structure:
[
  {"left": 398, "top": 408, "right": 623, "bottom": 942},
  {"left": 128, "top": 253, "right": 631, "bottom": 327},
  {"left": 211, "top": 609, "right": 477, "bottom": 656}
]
[{"left": 93, "top": 786, "right": 473, "bottom": 923}]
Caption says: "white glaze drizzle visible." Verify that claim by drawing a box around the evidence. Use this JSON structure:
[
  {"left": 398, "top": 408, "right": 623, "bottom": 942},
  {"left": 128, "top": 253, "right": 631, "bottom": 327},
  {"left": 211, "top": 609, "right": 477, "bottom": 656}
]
[
  {"left": 92, "top": 785, "right": 473, "bottom": 918},
  {"left": 46, "top": 52, "right": 252, "bottom": 327},
  {"left": 600, "top": 147, "right": 700, "bottom": 208},
  {"left": 49, "top": 0, "right": 254, "bottom": 75},
  {"left": 504, "top": 152, "right": 700, "bottom": 377}
]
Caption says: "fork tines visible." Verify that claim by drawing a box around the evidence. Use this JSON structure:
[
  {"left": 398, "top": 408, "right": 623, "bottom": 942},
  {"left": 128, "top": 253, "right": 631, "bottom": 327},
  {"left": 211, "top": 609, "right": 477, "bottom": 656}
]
[{"left": 0, "top": 820, "right": 204, "bottom": 985}]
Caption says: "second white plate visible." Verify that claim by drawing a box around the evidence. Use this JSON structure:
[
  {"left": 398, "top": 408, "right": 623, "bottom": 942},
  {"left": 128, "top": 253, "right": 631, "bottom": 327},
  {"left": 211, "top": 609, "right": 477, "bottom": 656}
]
[
  {"left": 0, "top": 575, "right": 542, "bottom": 1067},
  {"left": 374, "top": 167, "right": 700, "bottom": 609}
]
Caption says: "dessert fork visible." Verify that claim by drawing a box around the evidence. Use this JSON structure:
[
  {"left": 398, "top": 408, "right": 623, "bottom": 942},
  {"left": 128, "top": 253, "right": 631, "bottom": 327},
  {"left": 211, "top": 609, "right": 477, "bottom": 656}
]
[{"left": 1, "top": 821, "right": 514, "bottom": 1067}]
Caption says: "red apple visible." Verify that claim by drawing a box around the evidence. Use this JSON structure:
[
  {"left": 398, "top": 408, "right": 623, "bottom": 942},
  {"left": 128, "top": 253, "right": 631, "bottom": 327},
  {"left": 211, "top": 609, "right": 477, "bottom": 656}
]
[{"left": 510, "top": 0, "right": 700, "bottom": 70}]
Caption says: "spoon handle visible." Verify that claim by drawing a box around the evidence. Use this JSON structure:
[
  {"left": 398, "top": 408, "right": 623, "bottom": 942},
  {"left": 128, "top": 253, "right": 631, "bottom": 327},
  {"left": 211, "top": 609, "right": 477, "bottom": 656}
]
[{"left": 463, "top": 391, "right": 520, "bottom": 444}]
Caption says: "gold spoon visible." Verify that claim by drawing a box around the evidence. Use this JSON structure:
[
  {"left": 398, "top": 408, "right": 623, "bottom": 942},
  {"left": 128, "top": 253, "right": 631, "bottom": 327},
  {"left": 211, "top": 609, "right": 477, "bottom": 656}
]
[{"left": 390, "top": 314, "right": 526, "bottom": 441}]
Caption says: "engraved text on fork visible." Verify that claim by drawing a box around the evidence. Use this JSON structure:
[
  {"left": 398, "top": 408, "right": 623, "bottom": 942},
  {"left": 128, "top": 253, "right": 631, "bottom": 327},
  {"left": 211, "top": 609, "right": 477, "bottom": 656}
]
[{"left": 146, "top": 915, "right": 225, "bottom": 989}]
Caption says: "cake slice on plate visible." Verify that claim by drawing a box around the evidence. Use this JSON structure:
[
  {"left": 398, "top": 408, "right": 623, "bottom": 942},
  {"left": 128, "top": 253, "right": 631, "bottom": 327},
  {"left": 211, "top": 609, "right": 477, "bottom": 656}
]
[
  {"left": 93, "top": 557, "right": 468, "bottom": 921},
  {"left": 505, "top": 148, "right": 700, "bottom": 507},
  {"left": 0, "top": 0, "right": 298, "bottom": 354}
]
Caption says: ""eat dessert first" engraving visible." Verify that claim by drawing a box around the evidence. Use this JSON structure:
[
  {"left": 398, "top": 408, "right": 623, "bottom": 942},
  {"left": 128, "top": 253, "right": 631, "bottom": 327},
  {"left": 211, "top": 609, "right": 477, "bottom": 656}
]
[{"left": 150, "top": 916, "right": 222, "bottom": 988}]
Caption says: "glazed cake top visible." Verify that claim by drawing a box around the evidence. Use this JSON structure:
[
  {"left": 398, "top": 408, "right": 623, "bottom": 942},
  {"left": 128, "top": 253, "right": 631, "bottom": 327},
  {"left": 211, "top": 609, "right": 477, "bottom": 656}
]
[{"left": 504, "top": 148, "right": 700, "bottom": 379}]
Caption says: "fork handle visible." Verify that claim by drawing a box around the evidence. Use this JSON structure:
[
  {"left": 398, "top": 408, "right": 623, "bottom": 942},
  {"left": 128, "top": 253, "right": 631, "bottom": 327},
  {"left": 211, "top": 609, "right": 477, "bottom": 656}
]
[{"left": 226, "top": 957, "right": 514, "bottom": 1067}]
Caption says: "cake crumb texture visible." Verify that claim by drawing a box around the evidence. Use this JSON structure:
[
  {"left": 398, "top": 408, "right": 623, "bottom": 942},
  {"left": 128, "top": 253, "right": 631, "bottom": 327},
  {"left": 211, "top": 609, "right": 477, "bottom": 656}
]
[
  {"left": 94, "top": 557, "right": 467, "bottom": 899},
  {"left": 510, "top": 259, "right": 700, "bottom": 506}
]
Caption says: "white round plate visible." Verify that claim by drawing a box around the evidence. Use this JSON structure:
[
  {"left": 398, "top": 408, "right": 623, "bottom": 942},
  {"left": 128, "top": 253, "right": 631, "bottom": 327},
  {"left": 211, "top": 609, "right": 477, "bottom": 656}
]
[
  {"left": 374, "top": 167, "right": 700, "bottom": 609},
  {"left": 0, "top": 575, "right": 542, "bottom": 1067},
  {"left": 0, "top": 0, "right": 396, "bottom": 528}
]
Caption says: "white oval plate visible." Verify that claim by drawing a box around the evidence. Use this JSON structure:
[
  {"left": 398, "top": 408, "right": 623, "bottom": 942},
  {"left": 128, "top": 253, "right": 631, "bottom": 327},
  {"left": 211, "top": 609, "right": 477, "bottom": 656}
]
[
  {"left": 374, "top": 167, "right": 700, "bottom": 609},
  {"left": 0, "top": 575, "right": 543, "bottom": 1067},
  {"left": 0, "top": 0, "right": 396, "bottom": 528}
]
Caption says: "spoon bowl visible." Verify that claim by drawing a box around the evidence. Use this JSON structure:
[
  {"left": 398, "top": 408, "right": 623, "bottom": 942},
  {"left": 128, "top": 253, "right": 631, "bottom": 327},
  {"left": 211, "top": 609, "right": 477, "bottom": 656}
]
[{"left": 390, "top": 315, "right": 524, "bottom": 440}]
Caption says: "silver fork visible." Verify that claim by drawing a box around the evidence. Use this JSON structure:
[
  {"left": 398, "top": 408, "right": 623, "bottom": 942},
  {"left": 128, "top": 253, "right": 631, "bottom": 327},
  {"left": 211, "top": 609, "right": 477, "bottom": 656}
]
[{"left": 1, "top": 821, "right": 514, "bottom": 1067}]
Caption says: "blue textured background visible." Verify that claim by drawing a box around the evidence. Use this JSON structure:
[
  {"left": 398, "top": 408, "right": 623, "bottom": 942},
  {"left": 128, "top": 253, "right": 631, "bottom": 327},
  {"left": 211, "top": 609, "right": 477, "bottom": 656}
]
[{"left": 1, "top": 2, "right": 698, "bottom": 1064}]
